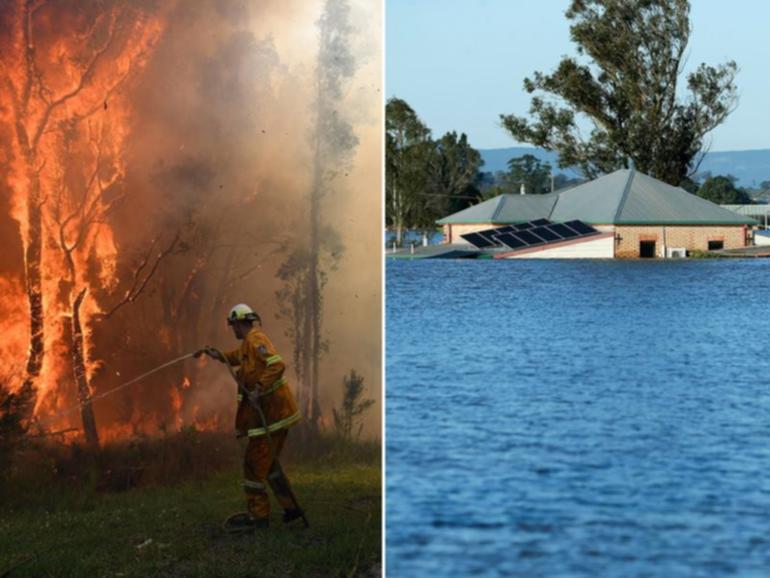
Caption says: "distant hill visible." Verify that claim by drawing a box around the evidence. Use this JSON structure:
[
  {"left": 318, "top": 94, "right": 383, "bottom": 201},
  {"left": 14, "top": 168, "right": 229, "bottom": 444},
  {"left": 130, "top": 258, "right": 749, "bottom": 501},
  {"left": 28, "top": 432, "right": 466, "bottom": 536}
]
[{"left": 479, "top": 147, "right": 770, "bottom": 188}]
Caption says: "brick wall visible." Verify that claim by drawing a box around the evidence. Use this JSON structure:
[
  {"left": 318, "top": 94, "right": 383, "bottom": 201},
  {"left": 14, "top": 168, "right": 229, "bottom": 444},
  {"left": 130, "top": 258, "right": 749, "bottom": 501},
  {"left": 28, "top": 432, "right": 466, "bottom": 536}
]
[
  {"left": 614, "top": 225, "right": 747, "bottom": 258},
  {"left": 443, "top": 223, "right": 496, "bottom": 244}
]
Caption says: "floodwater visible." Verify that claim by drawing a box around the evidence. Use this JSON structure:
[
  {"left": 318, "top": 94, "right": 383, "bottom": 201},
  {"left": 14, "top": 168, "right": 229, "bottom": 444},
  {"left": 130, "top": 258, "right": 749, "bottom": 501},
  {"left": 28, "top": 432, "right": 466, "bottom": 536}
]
[{"left": 386, "top": 259, "right": 770, "bottom": 577}]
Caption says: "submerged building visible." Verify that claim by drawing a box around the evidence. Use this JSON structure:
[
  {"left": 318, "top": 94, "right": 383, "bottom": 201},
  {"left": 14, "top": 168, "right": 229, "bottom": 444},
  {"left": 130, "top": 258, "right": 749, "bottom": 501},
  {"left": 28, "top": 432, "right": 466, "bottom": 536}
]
[{"left": 438, "top": 169, "right": 756, "bottom": 258}]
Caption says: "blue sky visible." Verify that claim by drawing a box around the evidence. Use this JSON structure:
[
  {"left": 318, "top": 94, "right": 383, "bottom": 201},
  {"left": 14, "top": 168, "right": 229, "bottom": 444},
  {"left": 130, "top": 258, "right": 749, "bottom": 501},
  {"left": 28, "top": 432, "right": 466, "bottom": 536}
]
[{"left": 387, "top": 0, "right": 770, "bottom": 152}]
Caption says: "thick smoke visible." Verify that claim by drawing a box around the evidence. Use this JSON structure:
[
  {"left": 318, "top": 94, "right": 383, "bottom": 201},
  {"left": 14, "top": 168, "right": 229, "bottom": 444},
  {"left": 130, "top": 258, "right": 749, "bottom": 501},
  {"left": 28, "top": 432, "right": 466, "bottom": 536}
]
[{"left": 0, "top": 0, "right": 382, "bottom": 439}]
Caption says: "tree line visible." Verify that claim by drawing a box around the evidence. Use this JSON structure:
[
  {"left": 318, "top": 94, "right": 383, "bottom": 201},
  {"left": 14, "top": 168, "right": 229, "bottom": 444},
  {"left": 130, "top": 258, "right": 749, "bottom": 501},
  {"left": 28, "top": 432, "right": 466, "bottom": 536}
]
[
  {"left": 386, "top": 98, "right": 482, "bottom": 245},
  {"left": 386, "top": 99, "right": 582, "bottom": 246}
]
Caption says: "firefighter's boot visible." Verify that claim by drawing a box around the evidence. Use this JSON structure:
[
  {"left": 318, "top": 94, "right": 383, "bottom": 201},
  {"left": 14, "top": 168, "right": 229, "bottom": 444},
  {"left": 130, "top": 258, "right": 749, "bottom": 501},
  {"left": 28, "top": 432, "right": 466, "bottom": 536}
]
[
  {"left": 282, "top": 507, "right": 306, "bottom": 524},
  {"left": 223, "top": 512, "right": 269, "bottom": 534}
]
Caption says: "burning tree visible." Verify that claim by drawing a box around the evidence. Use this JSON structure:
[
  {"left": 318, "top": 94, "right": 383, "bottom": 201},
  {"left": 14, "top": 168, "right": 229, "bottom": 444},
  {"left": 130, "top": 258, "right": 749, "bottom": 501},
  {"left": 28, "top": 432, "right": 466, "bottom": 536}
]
[
  {"left": 0, "top": 0, "right": 164, "bottom": 446},
  {"left": 0, "top": 0, "right": 372, "bottom": 446},
  {"left": 277, "top": 0, "right": 358, "bottom": 430}
]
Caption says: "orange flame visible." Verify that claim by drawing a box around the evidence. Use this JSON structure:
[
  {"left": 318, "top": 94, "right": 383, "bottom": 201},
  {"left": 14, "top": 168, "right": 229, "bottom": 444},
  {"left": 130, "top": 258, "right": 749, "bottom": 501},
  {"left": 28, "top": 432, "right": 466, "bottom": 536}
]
[{"left": 2, "top": 1, "right": 167, "bottom": 438}]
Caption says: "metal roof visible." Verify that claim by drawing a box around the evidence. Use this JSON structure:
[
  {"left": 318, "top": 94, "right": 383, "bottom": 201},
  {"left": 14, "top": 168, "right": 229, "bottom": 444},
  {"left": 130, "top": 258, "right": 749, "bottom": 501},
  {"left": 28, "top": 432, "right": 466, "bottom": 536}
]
[
  {"left": 438, "top": 169, "right": 757, "bottom": 226},
  {"left": 436, "top": 193, "right": 557, "bottom": 225},
  {"left": 550, "top": 170, "right": 629, "bottom": 223},
  {"left": 614, "top": 171, "right": 756, "bottom": 225},
  {"left": 721, "top": 204, "right": 770, "bottom": 217}
]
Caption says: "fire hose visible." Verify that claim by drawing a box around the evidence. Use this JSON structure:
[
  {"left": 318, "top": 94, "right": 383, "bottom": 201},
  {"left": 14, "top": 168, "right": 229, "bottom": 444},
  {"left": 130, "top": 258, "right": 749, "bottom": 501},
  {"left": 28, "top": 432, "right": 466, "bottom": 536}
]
[
  {"left": 35, "top": 352, "right": 196, "bottom": 428},
  {"left": 207, "top": 347, "right": 309, "bottom": 528}
]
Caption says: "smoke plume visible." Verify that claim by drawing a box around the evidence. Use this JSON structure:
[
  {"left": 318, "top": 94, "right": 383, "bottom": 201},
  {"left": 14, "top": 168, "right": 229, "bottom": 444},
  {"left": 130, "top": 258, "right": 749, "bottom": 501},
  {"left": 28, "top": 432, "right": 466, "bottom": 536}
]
[{"left": 0, "top": 0, "right": 382, "bottom": 441}]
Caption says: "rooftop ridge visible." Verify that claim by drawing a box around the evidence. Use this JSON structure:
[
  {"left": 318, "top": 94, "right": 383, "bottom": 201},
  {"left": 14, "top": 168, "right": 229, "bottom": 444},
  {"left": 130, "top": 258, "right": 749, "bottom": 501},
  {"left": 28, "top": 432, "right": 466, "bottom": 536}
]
[
  {"left": 490, "top": 195, "right": 506, "bottom": 222},
  {"left": 548, "top": 189, "right": 563, "bottom": 220},
  {"left": 613, "top": 168, "right": 636, "bottom": 223}
]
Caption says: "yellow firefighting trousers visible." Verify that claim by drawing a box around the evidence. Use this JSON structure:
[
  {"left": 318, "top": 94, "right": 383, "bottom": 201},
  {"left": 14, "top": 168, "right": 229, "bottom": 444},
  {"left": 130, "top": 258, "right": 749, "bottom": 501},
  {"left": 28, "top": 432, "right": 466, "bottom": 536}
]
[{"left": 242, "top": 429, "right": 296, "bottom": 519}]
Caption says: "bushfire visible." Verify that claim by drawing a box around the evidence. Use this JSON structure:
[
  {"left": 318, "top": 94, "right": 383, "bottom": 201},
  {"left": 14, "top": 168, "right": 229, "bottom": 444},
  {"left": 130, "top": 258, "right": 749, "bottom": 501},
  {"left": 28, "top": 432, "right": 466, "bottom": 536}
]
[
  {"left": 0, "top": 0, "right": 381, "bottom": 447},
  {"left": 1, "top": 0, "right": 168, "bottom": 445}
]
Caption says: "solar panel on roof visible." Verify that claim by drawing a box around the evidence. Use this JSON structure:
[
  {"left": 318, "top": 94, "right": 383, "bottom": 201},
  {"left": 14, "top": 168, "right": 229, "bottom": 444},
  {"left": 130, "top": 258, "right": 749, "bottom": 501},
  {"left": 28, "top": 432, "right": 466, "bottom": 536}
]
[
  {"left": 495, "top": 233, "right": 528, "bottom": 249},
  {"left": 461, "top": 219, "right": 600, "bottom": 254},
  {"left": 530, "top": 226, "right": 561, "bottom": 242},
  {"left": 476, "top": 229, "right": 504, "bottom": 244},
  {"left": 515, "top": 230, "right": 545, "bottom": 245},
  {"left": 461, "top": 232, "right": 496, "bottom": 248},
  {"left": 564, "top": 220, "right": 596, "bottom": 235},
  {"left": 549, "top": 223, "right": 579, "bottom": 238}
]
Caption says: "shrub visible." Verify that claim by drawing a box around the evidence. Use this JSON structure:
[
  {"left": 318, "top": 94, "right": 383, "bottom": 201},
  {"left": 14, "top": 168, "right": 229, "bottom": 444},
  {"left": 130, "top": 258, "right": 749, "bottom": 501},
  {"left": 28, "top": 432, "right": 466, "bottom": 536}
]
[
  {"left": 0, "top": 382, "right": 34, "bottom": 481},
  {"left": 332, "top": 370, "right": 375, "bottom": 442}
]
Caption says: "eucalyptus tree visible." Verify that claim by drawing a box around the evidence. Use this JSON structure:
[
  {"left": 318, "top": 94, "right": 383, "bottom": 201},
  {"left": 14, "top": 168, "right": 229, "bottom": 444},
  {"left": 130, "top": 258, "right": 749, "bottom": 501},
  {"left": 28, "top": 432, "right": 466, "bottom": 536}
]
[
  {"left": 697, "top": 176, "right": 752, "bottom": 205},
  {"left": 501, "top": 0, "right": 738, "bottom": 186},
  {"left": 426, "top": 131, "right": 483, "bottom": 216},
  {"left": 504, "top": 154, "right": 553, "bottom": 194},
  {"left": 385, "top": 97, "right": 432, "bottom": 245}
]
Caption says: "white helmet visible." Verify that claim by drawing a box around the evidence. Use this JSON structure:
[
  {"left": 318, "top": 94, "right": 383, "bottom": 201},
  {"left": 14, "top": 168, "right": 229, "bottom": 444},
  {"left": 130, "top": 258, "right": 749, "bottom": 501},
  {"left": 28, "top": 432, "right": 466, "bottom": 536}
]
[{"left": 227, "top": 303, "right": 260, "bottom": 325}]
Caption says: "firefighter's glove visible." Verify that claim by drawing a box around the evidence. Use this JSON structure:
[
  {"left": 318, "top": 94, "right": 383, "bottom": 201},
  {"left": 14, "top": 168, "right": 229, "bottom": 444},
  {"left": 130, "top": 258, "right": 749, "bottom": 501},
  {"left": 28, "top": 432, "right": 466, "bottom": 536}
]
[{"left": 194, "top": 347, "right": 225, "bottom": 362}]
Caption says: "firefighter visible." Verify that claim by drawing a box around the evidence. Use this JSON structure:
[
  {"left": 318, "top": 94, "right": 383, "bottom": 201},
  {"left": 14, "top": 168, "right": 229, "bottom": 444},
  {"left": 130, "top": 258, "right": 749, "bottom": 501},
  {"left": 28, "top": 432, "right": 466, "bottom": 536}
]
[{"left": 195, "top": 303, "right": 304, "bottom": 531}]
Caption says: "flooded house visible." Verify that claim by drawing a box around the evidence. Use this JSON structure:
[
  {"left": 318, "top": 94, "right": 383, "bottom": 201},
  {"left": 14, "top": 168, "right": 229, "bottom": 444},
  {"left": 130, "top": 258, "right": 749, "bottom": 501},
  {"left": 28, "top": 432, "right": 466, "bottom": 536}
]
[{"left": 438, "top": 168, "right": 756, "bottom": 258}]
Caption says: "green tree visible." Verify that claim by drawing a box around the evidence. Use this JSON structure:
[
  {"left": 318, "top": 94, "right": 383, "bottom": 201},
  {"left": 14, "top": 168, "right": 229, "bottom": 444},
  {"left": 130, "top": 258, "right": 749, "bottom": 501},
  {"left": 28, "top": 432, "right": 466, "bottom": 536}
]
[
  {"left": 696, "top": 176, "right": 752, "bottom": 204},
  {"left": 426, "top": 131, "right": 483, "bottom": 217},
  {"left": 501, "top": 0, "right": 738, "bottom": 186},
  {"left": 386, "top": 100, "right": 485, "bottom": 244},
  {"left": 504, "top": 154, "right": 553, "bottom": 194},
  {"left": 553, "top": 173, "right": 585, "bottom": 190},
  {"left": 474, "top": 171, "right": 496, "bottom": 192},
  {"left": 386, "top": 97, "right": 432, "bottom": 246},
  {"left": 474, "top": 171, "right": 507, "bottom": 200},
  {"left": 679, "top": 176, "right": 700, "bottom": 194}
]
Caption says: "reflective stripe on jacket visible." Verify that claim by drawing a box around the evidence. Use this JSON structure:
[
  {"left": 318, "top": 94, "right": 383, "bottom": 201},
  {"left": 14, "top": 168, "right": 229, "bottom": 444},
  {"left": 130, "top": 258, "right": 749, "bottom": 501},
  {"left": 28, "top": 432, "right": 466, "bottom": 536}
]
[{"left": 225, "top": 328, "right": 300, "bottom": 434}]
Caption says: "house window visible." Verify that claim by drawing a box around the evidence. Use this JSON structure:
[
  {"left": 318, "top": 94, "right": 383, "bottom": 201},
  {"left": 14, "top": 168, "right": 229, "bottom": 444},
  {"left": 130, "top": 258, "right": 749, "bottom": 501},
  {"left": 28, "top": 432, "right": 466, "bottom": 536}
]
[
  {"left": 708, "top": 240, "right": 724, "bottom": 251},
  {"left": 639, "top": 240, "right": 656, "bottom": 258}
]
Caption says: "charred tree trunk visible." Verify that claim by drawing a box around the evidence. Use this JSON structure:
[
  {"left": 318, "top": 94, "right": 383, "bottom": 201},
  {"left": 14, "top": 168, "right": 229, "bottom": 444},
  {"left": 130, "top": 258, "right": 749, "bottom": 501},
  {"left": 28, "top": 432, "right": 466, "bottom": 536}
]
[
  {"left": 71, "top": 288, "right": 99, "bottom": 448},
  {"left": 304, "top": 3, "right": 329, "bottom": 431},
  {"left": 308, "top": 145, "right": 323, "bottom": 428},
  {"left": 20, "top": 168, "right": 44, "bottom": 413},
  {"left": 303, "top": 0, "right": 356, "bottom": 429},
  {"left": 280, "top": 0, "right": 354, "bottom": 431},
  {"left": 291, "top": 282, "right": 305, "bottom": 412},
  {"left": 302, "top": 253, "right": 315, "bottom": 424},
  {"left": 13, "top": 6, "right": 47, "bottom": 411}
]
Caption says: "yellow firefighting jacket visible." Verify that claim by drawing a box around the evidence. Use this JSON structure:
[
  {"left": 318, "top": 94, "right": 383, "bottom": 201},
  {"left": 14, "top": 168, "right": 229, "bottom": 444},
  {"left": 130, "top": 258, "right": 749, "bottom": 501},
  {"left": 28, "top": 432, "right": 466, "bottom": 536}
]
[{"left": 224, "top": 327, "right": 300, "bottom": 437}]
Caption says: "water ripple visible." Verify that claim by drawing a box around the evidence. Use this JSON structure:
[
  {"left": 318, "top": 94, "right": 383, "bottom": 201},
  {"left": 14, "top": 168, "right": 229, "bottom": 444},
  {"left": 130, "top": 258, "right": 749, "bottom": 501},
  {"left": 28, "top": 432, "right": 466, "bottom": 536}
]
[{"left": 387, "top": 259, "right": 770, "bottom": 577}]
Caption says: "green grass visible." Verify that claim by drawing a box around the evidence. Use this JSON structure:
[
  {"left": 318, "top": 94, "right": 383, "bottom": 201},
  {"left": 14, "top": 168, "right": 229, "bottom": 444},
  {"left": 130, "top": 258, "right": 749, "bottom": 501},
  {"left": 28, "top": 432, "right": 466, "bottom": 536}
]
[{"left": 0, "top": 436, "right": 381, "bottom": 577}]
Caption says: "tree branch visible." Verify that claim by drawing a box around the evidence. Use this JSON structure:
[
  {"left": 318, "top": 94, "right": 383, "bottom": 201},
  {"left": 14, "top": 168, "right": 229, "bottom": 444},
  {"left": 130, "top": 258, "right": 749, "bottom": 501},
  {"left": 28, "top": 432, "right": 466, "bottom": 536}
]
[
  {"left": 98, "top": 234, "right": 180, "bottom": 320},
  {"left": 31, "top": 9, "right": 119, "bottom": 150}
]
